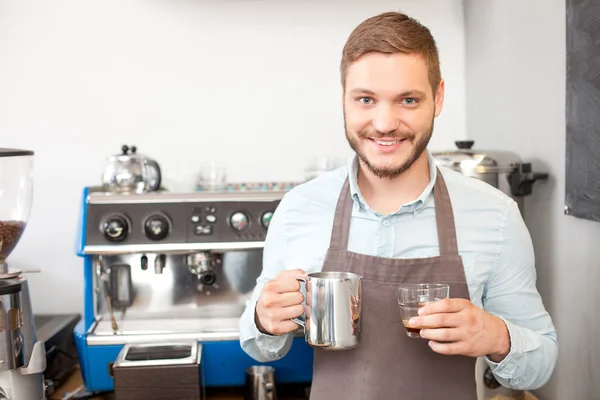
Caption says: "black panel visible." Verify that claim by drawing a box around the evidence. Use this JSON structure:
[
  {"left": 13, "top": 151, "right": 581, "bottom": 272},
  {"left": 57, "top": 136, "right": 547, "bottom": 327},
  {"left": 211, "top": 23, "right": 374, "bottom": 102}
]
[
  {"left": 566, "top": 0, "right": 600, "bottom": 222},
  {"left": 84, "top": 199, "right": 280, "bottom": 246}
]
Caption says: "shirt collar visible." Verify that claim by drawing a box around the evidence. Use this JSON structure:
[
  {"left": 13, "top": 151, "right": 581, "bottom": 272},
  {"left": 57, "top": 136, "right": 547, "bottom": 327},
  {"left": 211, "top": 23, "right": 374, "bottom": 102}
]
[{"left": 347, "top": 150, "right": 437, "bottom": 216}]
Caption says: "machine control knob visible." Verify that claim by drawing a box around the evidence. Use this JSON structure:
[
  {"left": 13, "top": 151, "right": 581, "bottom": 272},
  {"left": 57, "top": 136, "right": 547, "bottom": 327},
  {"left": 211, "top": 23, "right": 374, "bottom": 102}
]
[
  {"left": 101, "top": 215, "right": 129, "bottom": 242},
  {"left": 230, "top": 212, "right": 249, "bottom": 231},
  {"left": 261, "top": 211, "right": 274, "bottom": 229},
  {"left": 144, "top": 213, "right": 171, "bottom": 241}
]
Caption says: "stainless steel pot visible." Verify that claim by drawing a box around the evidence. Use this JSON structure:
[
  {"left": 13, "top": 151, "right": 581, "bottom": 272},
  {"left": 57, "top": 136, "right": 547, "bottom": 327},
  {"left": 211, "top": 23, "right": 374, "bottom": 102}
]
[
  {"left": 102, "top": 145, "right": 162, "bottom": 194},
  {"left": 432, "top": 141, "right": 548, "bottom": 209}
]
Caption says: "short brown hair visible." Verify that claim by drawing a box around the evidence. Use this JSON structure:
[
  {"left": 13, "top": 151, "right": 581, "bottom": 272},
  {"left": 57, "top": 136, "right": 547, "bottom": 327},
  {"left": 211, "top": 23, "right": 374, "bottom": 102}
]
[{"left": 340, "top": 11, "right": 441, "bottom": 93}]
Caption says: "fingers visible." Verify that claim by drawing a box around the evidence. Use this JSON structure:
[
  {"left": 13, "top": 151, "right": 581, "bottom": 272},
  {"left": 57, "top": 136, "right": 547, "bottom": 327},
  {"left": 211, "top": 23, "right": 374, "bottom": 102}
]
[
  {"left": 269, "top": 320, "right": 303, "bottom": 336},
  {"left": 427, "top": 340, "right": 471, "bottom": 356},
  {"left": 264, "top": 277, "right": 302, "bottom": 294},
  {"left": 261, "top": 304, "right": 304, "bottom": 322},
  {"left": 256, "top": 271, "right": 307, "bottom": 336},
  {"left": 258, "top": 305, "right": 305, "bottom": 335},
  {"left": 261, "top": 291, "right": 304, "bottom": 308},
  {"left": 275, "top": 269, "right": 307, "bottom": 279},
  {"left": 418, "top": 298, "right": 470, "bottom": 316},
  {"left": 409, "top": 311, "right": 462, "bottom": 329},
  {"left": 419, "top": 327, "right": 464, "bottom": 342}
]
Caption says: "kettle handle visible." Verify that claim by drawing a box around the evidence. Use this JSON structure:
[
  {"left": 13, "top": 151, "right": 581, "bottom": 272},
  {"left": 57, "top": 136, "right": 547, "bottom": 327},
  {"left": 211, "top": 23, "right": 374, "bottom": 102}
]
[
  {"left": 291, "top": 277, "right": 307, "bottom": 329},
  {"left": 146, "top": 159, "right": 162, "bottom": 191}
]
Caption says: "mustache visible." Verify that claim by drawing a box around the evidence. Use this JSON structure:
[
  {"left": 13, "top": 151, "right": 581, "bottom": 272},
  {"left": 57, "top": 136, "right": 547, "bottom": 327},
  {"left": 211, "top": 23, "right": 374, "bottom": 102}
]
[{"left": 357, "top": 128, "right": 415, "bottom": 141}]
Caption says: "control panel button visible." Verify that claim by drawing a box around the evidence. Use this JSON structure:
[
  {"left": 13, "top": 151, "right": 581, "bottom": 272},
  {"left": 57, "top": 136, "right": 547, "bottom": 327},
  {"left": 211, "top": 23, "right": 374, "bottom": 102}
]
[
  {"left": 143, "top": 213, "right": 171, "bottom": 241},
  {"left": 261, "top": 211, "right": 274, "bottom": 229},
  {"left": 101, "top": 215, "right": 129, "bottom": 242},
  {"left": 205, "top": 206, "right": 217, "bottom": 214},
  {"left": 230, "top": 212, "right": 249, "bottom": 231},
  {"left": 194, "top": 225, "right": 213, "bottom": 235},
  {"left": 205, "top": 214, "right": 217, "bottom": 223},
  {"left": 191, "top": 215, "right": 200, "bottom": 223}
]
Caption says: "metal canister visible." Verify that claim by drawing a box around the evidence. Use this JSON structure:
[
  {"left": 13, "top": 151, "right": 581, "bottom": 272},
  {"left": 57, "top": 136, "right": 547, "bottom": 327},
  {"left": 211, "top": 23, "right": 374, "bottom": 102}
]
[
  {"left": 245, "top": 366, "right": 277, "bottom": 400},
  {"left": 0, "top": 278, "right": 24, "bottom": 371}
]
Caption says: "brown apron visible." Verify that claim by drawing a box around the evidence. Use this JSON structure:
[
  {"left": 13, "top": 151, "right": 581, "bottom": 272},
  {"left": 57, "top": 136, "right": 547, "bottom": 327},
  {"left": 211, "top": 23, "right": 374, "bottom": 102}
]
[{"left": 309, "top": 168, "right": 477, "bottom": 400}]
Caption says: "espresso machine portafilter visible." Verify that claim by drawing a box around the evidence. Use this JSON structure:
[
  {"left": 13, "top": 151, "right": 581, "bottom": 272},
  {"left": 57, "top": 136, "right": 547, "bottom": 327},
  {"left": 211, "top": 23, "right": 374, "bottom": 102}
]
[{"left": 0, "top": 149, "right": 46, "bottom": 400}]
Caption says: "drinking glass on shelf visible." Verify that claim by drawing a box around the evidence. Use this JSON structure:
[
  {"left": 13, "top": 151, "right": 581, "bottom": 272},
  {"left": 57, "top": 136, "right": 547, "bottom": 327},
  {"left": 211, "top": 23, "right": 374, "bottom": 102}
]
[
  {"left": 197, "top": 162, "right": 227, "bottom": 192},
  {"left": 397, "top": 283, "right": 449, "bottom": 338}
]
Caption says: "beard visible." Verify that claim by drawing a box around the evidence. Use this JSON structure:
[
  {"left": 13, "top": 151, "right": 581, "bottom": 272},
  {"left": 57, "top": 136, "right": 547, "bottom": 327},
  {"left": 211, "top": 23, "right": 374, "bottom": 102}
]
[{"left": 344, "top": 111, "right": 434, "bottom": 179}]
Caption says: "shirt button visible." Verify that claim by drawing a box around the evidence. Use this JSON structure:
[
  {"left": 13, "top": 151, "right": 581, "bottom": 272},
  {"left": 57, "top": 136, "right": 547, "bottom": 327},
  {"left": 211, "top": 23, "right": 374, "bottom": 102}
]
[{"left": 382, "top": 219, "right": 390, "bottom": 227}]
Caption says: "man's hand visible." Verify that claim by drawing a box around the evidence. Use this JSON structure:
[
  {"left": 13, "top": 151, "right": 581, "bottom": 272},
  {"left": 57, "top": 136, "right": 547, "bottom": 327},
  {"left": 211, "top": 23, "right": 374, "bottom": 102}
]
[
  {"left": 255, "top": 269, "right": 306, "bottom": 336},
  {"left": 408, "top": 298, "right": 511, "bottom": 362}
]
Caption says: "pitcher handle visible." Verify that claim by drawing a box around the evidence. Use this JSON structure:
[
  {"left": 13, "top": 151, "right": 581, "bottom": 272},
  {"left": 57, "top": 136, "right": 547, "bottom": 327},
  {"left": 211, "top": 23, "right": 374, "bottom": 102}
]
[{"left": 291, "top": 277, "right": 307, "bottom": 328}]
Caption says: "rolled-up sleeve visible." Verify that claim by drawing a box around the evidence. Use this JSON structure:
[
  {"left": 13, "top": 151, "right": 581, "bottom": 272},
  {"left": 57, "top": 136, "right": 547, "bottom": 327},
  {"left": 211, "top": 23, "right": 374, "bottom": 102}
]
[
  {"left": 239, "top": 194, "right": 295, "bottom": 362},
  {"left": 482, "top": 199, "right": 558, "bottom": 390}
]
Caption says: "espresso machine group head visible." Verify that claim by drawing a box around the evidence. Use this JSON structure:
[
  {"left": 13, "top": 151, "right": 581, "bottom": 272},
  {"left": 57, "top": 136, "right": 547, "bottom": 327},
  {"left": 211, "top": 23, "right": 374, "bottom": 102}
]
[
  {"left": 74, "top": 185, "right": 314, "bottom": 395},
  {"left": 0, "top": 149, "right": 46, "bottom": 400}
]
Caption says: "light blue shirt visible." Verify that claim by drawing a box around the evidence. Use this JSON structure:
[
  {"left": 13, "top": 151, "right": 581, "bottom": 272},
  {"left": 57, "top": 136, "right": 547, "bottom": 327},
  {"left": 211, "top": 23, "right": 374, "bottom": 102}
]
[{"left": 239, "top": 151, "right": 558, "bottom": 391}]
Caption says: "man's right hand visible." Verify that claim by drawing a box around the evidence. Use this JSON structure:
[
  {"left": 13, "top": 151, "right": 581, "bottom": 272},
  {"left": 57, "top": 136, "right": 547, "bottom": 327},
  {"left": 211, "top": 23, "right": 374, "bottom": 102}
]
[{"left": 255, "top": 269, "right": 306, "bottom": 336}]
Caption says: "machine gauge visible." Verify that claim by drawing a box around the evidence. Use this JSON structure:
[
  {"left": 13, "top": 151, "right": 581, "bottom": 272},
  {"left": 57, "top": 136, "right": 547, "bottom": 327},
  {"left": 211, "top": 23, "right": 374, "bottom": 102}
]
[
  {"left": 101, "top": 214, "right": 130, "bottom": 242},
  {"left": 230, "top": 212, "right": 249, "bottom": 231},
  {"left": 261, "top": 212, "right": 274, "bottom": 229},
  {"left": 143, "top": 213, "right": 171, "bottom": 241}
]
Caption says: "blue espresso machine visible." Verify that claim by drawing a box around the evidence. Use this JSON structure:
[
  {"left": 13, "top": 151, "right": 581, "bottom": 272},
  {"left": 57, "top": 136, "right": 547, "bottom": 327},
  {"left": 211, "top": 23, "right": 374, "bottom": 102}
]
[{"left": 73, "top": 185, "right": 313, "bottom": 392}]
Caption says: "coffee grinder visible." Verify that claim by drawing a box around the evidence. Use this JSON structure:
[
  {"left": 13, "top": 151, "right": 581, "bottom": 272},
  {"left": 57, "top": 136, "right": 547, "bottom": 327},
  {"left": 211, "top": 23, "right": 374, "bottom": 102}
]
[{"left": 0, "top": 148, "right": 47, "bottom": 399}]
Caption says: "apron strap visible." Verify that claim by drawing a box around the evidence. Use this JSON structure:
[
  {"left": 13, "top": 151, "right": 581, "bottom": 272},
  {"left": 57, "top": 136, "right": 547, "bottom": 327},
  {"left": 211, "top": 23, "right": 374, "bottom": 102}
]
[
  {"left": 328, "top": 177, "right": 353, "bottom": 251},
  {"left": 432, "top": 168, "right": 459, "bottom": 256},
  {"left": 328, "top": 167, "right": 459, "bottom": 256}
]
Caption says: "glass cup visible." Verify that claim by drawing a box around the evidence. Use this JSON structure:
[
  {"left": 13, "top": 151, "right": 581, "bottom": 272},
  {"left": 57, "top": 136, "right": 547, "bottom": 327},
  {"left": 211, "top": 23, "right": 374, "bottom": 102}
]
[
  {"left": 197, "top": 162, "right": 227, "bottom": 192},
  {"left": 397, "top": 283, "right": 450, "bottom": 338}
]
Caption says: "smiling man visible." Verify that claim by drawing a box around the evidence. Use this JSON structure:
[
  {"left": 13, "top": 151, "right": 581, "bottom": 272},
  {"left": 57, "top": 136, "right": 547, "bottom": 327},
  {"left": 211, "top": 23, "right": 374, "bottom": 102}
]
[{"left": 239, "top": 11, "right": 558, "bottom": 399}]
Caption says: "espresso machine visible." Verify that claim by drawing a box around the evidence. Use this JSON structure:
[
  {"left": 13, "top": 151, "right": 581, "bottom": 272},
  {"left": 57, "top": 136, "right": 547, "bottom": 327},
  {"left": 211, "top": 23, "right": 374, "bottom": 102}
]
[
  {"left": 0, "top": 148, "right": 47, "bottom": 400},
  {"left": 74, "top": 181, "right": 314, "bottom": 397}
]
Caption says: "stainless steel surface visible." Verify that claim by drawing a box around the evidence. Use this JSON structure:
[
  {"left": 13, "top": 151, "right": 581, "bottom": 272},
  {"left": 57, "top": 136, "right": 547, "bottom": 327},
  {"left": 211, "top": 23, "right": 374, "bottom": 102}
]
[
  {"left": 292, "top": 271, "right": 362, "bottom": 350},
  {"left": 87, "top": 190, "right": 286, "bottom": 204},
  {"left": 432, "top": 140, "right": 549, "bottom": 214},
  {"left": 0, "top": 287, "right": 24, "bottom": 371},
  {"left": 84, "top": 242, "right": 267, "bottom": 255},
  {"left": 245, "top": 366, "right": 276, "bottom": 400},
  {"left": 88, "top": 317, "right": 305, "bottom": 345},
  {"left": 113, "top": 341, "right": 201, "bottom": 368},
  {"left": 92, "top": 251, "right": 262, "bottom": 321},
  {"left": 432, "top": 140, "right": 522, "bottom": 174},
  {"left": 432, "top": 141, "right": 522, "bottom": 199}
]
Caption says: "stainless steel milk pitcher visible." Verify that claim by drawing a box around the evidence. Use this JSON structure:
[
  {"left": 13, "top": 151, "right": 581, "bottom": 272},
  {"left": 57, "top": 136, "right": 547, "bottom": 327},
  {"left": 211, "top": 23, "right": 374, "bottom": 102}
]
[{"left": 292, "top": 271, "right": 362, "bottom": 350}]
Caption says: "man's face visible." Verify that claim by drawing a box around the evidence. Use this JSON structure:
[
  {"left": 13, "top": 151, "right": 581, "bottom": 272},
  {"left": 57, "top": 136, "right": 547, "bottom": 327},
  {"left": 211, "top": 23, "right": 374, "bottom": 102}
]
[{"left": 343, "top": 52, "right": 444, "bottom": 179}]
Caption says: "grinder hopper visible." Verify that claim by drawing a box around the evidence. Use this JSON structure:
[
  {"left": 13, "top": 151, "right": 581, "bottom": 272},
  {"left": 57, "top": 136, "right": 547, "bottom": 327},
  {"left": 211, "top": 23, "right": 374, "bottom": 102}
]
[
  {"left": 0, "top": 148, "right": 34, "bottom": 276},
  {"left": 0, "top": 148, "right": 45, "bottom": 400}
]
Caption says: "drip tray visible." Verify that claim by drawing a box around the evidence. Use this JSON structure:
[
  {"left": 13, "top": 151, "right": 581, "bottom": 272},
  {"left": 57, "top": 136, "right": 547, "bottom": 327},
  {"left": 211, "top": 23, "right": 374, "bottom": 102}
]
[
  {"left": 88, "top": 317, "right": 241, "bottom": 345},
  {"left": 113, "top": 342, "right": 204, "bottom": 400}
]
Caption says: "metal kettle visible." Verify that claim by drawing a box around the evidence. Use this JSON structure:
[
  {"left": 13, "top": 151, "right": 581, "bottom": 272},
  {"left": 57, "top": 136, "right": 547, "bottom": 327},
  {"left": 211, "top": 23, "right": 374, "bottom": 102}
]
[{"left": 102, "top": 145, "right": 162, "bottom": 194}]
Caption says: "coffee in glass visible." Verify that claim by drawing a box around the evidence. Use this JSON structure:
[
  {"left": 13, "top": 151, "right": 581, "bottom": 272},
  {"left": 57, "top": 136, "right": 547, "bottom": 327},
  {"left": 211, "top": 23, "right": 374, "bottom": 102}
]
[{"left": 397, "top": 283, "right": 449, "bottom": 338}]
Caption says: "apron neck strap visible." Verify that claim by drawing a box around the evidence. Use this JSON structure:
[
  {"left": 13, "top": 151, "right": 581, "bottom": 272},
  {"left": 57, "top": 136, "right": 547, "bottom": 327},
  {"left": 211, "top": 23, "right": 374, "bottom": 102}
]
[{"left": 328, "top": 167, "right": 459, "bottom": 256}]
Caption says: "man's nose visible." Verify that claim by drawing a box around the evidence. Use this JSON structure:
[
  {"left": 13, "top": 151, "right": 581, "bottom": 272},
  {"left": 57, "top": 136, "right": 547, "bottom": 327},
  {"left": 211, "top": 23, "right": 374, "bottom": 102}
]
[{"left": 372, "top": 105, "right": 399, "bottom": 134}]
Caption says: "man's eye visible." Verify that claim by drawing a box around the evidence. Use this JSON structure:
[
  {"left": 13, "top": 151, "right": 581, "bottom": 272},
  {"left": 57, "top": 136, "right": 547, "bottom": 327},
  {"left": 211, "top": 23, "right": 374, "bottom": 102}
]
[
  {"left": 358, "top": 97, "right": 373, "bottom": 105},
  {"left": 402, "top": 98, "right": 419, "bottom": 106}
]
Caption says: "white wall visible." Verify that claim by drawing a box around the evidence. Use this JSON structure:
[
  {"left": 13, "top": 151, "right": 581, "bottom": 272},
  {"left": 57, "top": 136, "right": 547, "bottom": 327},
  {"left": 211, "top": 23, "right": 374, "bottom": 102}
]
[
  {"left": 464, "top": 1, "right": 600, "bottom": 399},
  {"left": 0, "top": 0, "right": 468, "bottom": 314}
]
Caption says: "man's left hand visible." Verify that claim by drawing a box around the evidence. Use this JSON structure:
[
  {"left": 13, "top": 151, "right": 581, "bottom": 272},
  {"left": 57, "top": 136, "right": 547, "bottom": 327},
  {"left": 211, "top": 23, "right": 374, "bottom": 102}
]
[{"left": 408, "top": 298, "right": 510, "bottom": 362}]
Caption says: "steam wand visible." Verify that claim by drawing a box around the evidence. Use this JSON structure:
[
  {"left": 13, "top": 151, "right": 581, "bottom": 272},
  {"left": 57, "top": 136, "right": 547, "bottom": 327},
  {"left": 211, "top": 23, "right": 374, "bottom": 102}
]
[{"left": 98, "top": 256, "right": 119, "bottom": 332}]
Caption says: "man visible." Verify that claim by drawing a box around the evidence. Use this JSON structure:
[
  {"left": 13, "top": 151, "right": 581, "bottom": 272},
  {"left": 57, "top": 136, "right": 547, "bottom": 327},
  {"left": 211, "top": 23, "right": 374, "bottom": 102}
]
[{"left": 239, "top": 11, "right": 558, "bottom": 399}]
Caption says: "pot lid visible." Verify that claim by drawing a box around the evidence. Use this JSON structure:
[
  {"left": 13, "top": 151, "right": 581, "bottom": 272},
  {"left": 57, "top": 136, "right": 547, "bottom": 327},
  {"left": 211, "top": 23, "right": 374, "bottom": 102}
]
[
  {"left": 109, "top": 145, "right": 145, "bottom": 161},
  {"left": 431, "top": 141, "right": 522, "bottom": 173}
]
